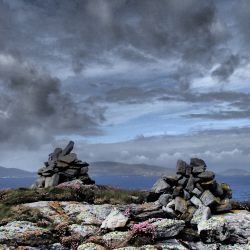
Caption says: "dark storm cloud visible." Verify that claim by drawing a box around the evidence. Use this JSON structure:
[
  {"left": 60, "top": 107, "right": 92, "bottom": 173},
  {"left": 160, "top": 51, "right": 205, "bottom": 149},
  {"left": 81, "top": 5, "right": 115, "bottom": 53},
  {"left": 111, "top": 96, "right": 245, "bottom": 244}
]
[
  {"left": 1, "top": 0, "right": 227, "bottom": 71},
  {"left": 0, "top": 56, "right": 104, "bottom": 148}
]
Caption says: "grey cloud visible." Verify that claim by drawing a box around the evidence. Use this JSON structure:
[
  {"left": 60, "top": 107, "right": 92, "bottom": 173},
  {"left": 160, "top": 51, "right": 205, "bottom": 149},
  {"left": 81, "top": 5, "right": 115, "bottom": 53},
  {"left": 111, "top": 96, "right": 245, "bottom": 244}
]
[
  {"left": 0, "top": 56, "right": 104, "bottom": 149},
  {"left": 72, "top": 127, "right": 250, "bottom": 172},
  {"left": 1, "top": 0, "right": 228, "bottom": 72},
  {"left": 212, "top": 55, "right": 241, "bottom": 81}
]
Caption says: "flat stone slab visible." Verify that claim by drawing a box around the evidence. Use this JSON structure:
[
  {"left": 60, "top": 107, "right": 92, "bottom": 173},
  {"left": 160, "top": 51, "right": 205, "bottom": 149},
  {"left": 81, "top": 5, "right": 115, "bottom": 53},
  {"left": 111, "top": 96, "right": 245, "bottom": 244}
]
[
  {"left": 0, "top": 221, "right": 52, "bottom": 246},
  {"left": 198, "top": 171, "right": 215, "bottom": 181},
  {"left": 198, "top": 210, "right": 250, "bottom": 244},
  {"left": 101, "top": 209, "right": 129, "bottom": 229},
  {"left": 151, "top": 218, "right": 185, "bottom": 238},
  {"left": 175, "top": 197, "right": 187, "bottom": 214},
  {"left": 58, "top": 153, "right": 77, "bottom": 164},
  {"left": 151, "top": 179, "right": 171, "bottom": 193},
  {"left": 200, "top": 190, "right": 218, "bottom": 207}
]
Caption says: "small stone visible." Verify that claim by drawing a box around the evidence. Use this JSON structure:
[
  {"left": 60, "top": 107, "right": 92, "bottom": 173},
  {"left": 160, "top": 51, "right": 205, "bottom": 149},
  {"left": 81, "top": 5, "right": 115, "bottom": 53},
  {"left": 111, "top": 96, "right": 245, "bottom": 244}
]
[
  {"left": 200, "top": 190, "right": 218, "bottom": 207},
  {"left": 61, "top": 141, "right": 74, "bottom": 156},
  {"left": 176, "top": 160, "right": 188, "bottom": 175},
  {"left": 44, "top": 174, "right": 59, "bottom": 188},
  {"left": 185, "top": 165, "right": 193, "bottom": 176},
  {"left": 197, "top": 216, "right": 229, "bottom": 243},
  {"left": 162, "top": 175, "right": 178, "bottom": 186},
  {"left": 192, "top": 165, "right": 206, "bottom": 174},
  {"left": 181, "top": 206, "right": 197, "bottom": 222},
  {"left": 80, "top": 166, "right": 89, "bottom": 175},
  {"left": 175, "top": 196, "right": 188, "bottom": 214},
  {"left": 48, "top": 148, "right": 63, "bottom": 164},
  {"left": 176, "top": 174, "right": 182, "bottom": 180},
  {"left": 198, "top": 171, "right": 215, "bottom": 181},
  {"left": 192, "top": 188, "right": 202, "bottom": 197},
  {"left": 158, "top": 194, "right": 172, "bottom": 206},
  {"left": 214, "top": 199, "right": 232, "bottom": 213},
  {"left": 221, "top": 183, "right": 232, "bottom": 199},
  {"left": 172, "top": 186, "right": 183, "bottom": 197},
  {"left": 183, "top": 189, "right": 191, "bottom": 200},
  {"left": 38, "top": 165, "right": 54, "bottom": 174},
  {"left": 166, "top": 199, "right": 175, "bottom": 209},
  {"left": 64, "top": 168, "right": 79, "bottom": 177},
  {"left": 151, "top": 178, "right": 171, "bottom": 193},
  {"left": 56, "top": 161, "right": 69, "bottom": 168},
  {"left": 186, "top": 175, "right": 195, "bottom": 192},
  {"left": 214, "top": 183, "right": 224, "bottom": 197},
  {"left": 190, "top": 158, "right": 207, "bottom": 168},
  {"left": 162, "top": 206, "right": 176, "bottom": 217},
  {"left": 190, "top": 196, "right": 203, "bottom": 207},
  {"left": 151, "top": 218, "right": 185, "bottom": 238},
  {"left": 178, "top": 177, "right": 188, "bottom": 187},
  {"left": 196, "top": 183, "right": 204, "bottom": 192},
  {"left": 77, "top": 243, "right": 104, "bottom": 250},
  {"left": 101, "top": 209, "right": 129, "bottom": 230},
  {"left": 191, "top": 205, "right": 211, "bottom": 225},
  {"left": 58, "top": 153, "right": 77, "bottom": 164},
  {"left": 200, "top": 180, "right": 217, "bottom": 190}
]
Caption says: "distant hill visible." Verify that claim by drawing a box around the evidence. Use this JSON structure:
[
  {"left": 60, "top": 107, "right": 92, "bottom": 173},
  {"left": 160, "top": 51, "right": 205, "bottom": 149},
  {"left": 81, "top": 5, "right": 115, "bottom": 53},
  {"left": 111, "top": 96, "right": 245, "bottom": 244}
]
[
  {"left": 0, "top": 166, "right": 36, "bottom": 178},
  {"left": 219, "top": 168, "right": 250, "bottom": 176},
  {"left": 89, "top": 161, "right": 174, "bottom": 176},
  {"left": 0, "top": 161, "right": 174, "bottom": 178}
]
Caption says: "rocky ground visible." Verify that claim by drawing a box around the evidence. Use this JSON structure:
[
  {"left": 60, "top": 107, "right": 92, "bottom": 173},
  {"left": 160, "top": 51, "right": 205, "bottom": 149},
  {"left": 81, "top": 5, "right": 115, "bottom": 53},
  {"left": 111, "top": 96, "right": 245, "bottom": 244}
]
[
  {"left": 1, "top": 154, "right": 250, "bottom": 250},
  {"left": 0, "top": 182, "right": 249, "bottom": 250}
]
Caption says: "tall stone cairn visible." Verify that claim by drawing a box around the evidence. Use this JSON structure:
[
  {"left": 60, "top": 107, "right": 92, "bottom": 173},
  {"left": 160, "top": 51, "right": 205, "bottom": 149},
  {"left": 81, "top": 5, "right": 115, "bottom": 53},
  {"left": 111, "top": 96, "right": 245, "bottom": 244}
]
[
  {"left": 149, "top": 158, "right": 232, "bottom": 223},
  {"left": 32, "top": 141, "right": 95, "bottom": 188}
]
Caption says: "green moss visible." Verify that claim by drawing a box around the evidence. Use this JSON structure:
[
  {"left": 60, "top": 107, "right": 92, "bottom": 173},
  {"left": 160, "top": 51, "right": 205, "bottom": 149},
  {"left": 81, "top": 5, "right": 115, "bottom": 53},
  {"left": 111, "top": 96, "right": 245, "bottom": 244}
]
[
  {"left": 0, "top": 186, "right": 95, "bottom": 206},
  {"left": 0, "top": 204, "right": 13, "bottom": 222},
  {"left": 94, "top": 186, "right": 148, "bottom": 204}
]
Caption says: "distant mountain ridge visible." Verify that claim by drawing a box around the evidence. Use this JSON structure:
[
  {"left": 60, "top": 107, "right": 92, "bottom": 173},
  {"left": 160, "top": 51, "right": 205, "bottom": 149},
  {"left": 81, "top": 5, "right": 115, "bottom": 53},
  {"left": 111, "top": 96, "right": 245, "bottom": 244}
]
[
  {"left": 219, "top": 168, "right": 250, "bottom": 176},
  {"left": 0, "top": 166, "right": 36, "bottom": 178},
  {"left": 89, "top": 161, "right": 174, "bottom": 176},
  {"left": 1, "top": 163, "right": 249, "bottom": 178}
]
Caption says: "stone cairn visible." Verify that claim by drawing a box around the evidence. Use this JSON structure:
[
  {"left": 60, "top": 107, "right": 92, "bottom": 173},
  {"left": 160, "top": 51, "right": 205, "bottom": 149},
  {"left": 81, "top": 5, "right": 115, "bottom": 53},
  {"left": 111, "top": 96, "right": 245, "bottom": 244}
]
[
  {"left": 32, "top": 141, "right": 95, "bottom": 188},
  {"left": 150, "top": 158, "right": 232, "bottom": 223}
]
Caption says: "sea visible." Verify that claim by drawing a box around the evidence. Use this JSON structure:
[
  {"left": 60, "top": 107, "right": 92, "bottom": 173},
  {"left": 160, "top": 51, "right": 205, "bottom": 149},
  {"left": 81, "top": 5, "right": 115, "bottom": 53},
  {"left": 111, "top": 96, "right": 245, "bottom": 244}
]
[{"left": 0, "top": 175, "right": 249, "bottom": 201}]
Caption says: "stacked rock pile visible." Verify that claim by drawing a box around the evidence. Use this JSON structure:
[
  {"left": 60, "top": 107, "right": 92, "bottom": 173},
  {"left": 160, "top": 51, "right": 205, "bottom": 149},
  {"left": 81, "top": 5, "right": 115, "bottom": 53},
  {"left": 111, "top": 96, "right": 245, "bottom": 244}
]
[
  {"left": 150, "top": 158, "right": 232, "bottom": 223},
  {"left": 32, "top": 141, "right": 95, "bottom": 188}
]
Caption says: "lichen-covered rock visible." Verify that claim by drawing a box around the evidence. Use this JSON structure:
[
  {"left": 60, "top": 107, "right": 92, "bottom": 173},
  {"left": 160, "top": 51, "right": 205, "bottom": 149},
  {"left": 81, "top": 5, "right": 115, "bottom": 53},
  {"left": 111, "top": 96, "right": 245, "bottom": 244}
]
[
  {"left": 103, "top": 231, "right": 130, "bottom": 249},
  {"left": 219, "top": 243, "right": 250, "bottom": 250},
  {"left": 198, "top": 216, "right": 230, "bottom": 243},
  {"left": 69, "top": 224, "right": 98, "bottom": 238},
  {"left": 151, "top": 218, "right": 185, "bottom": 238},
  {"left": 62, "top": 203, "right": 114, "bottom": 225},
  {"left": 198, "top": 210, "right": 250, "bottom": 244},
  {"left": 151, "top": 179, "right": 171, "bottom": 193},
  {"left": 101, "top": 209, "right": 129, "bottom": 230},
  {"left": 77, "top": 243, "right": 105, "bottom": 250},
  {"left": 0, "top": 221, "right": 52, "bottom": 246},
  {"left": 24, "top": 201, "right": 68, "bottom": 224},
  {"left": 191, "top": 205, "right": 211, "bottom": 225},
  {"left": 185, "top": 241, "right": 219, "bottom": 250}
]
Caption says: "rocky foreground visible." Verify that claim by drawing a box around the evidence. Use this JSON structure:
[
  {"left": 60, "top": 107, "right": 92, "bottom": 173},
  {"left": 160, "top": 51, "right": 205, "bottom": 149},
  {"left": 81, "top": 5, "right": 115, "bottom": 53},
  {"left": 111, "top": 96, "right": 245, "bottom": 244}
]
[
  {"left": 0, "top": 201, "right": 249, "bottom": 249},
  {"left": 0, "top": 145, "right": 250, "bottom": 250}
]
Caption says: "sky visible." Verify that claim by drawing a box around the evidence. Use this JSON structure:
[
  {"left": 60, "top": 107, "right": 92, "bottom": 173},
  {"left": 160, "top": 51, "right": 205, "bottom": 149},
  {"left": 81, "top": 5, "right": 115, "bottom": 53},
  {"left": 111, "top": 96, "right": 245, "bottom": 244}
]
[{"left": 1, "top": 0, "right": 250, "bottom": 172}]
